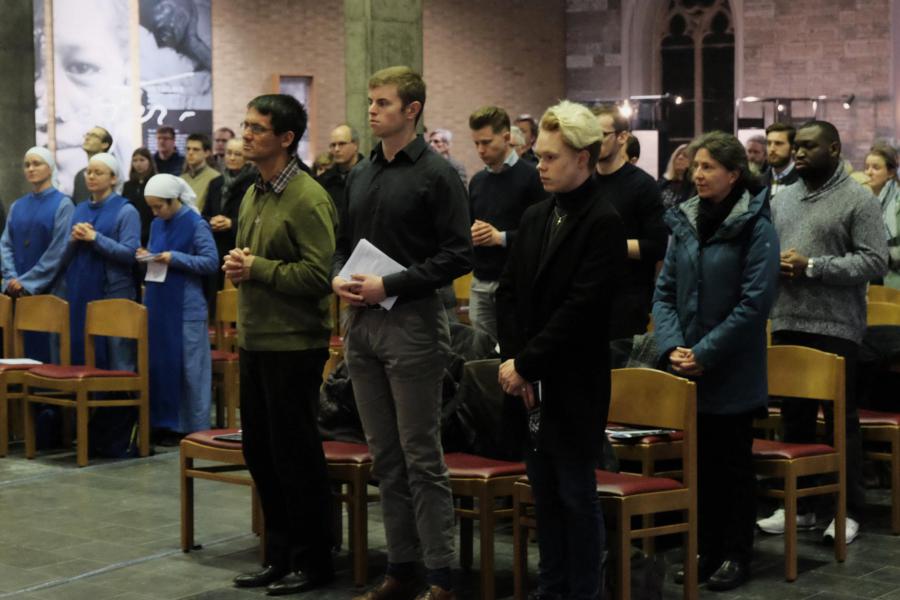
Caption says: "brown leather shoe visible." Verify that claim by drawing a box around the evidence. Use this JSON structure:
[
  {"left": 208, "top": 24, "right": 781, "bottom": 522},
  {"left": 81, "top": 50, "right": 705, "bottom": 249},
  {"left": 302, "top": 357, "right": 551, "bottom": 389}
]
[
  {"left": 352, "top": 576, "right": 420, "bottom": 600},
  {"left": 414, "top": 585, "right": 456, "bottom": 600}
]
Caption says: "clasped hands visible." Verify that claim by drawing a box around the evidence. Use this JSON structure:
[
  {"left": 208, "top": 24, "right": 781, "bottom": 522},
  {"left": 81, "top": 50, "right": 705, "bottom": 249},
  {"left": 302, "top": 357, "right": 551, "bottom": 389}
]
[
  {"left": 669, "top": 346, "right": 704, "bottom": 377},
  {"left": 498, "top": 359, "right": 537, "bottom": 410},
  {"left": 209, "top": 215, "right": 232, "bottom": 232},
  {"left": 780, "top": 247, "right": 808, "bottom": 279},
  {"left": 471, "top": 220, "right": 502, "bottom": 247},
  {"left": 331, "top": 274, "right": 386, "bottom": 306},
  {"left": 70, "top": 222, "right": 97, "bottom": 242}
]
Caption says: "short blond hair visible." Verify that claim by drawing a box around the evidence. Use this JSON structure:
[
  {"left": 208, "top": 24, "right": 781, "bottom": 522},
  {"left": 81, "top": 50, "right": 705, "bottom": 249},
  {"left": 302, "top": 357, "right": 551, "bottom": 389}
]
[{"left": 540, "top": 100, "right": 603, "bottom": 168}]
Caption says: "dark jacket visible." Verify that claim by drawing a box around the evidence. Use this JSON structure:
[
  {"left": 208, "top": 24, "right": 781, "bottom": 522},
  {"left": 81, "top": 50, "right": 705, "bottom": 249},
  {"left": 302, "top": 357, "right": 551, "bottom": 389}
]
[
  {"left": 497, "top": 176, "right": 627, "bottom": 458},
  {"left": 652, "top": 188, "right": 780, "bottom": 415},
  {"left": 316, "top": 155, "right": 363, "bottom": 214},
  {"left": 203, "top": 165, "right": 256, "bottom": 259},
  {"left": 122, "top": 179, "right": 153, "bottom": 246}
]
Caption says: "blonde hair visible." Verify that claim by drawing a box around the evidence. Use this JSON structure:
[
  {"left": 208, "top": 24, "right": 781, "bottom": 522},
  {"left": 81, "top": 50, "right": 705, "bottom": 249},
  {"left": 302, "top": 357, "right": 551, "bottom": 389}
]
[
  {"left": 663, "top": 144, "right": 689, "bottom": 181},
  {"left": 539, "top": 100, "right": 603, "bottom": 167}
]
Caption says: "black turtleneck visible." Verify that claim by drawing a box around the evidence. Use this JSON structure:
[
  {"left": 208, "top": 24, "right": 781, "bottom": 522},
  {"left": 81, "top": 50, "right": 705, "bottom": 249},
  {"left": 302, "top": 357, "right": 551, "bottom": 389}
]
[
  {"left": 697, "top": 184, "right": 744, "bottom": 244},
  {"left": 542, "top": 174, "right": 597, "bottom": 258}
]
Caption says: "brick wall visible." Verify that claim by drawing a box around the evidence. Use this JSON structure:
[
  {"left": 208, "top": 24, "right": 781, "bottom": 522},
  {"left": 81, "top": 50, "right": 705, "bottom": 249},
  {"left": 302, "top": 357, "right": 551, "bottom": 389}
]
[
  {"left": 423, "top": 0, "right": 567, "bottom": 183},
  {"left": 211, "top": 0, "right": 346, "bottom": 161},
  {"left": 565, "top": 0, "right": 623, "bottom": 102},
  {"left": 741, "top": 0, "right": 893, "bottom": 166}
]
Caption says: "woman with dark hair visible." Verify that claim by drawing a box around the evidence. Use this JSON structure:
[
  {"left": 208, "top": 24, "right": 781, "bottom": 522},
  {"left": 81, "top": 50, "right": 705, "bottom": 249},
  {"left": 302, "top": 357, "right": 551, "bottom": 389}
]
[
  {"left": 653, "top": 131, "right": 780, "bottom": 590},
  {"left": 658, "top": 143, "right": 690, "bottom": 208},
  {"left": 864, "top": 142, "right": 900, "bottom": 288},
  {"left": 123, "top": 147, "right": 157, "bottom": 246}
]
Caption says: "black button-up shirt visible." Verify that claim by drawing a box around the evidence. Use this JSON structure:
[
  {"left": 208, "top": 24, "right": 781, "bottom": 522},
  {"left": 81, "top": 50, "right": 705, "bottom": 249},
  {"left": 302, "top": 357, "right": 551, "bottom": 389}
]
[{"left": 332, "top": 135, "right": 472, "bottom": 299}]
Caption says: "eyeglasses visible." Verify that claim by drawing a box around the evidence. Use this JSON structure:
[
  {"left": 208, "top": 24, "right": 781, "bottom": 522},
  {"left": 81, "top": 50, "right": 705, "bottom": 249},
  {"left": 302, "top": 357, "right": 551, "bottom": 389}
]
[{"left": 240, "top": 121, "right": 274, "bottom": 136}]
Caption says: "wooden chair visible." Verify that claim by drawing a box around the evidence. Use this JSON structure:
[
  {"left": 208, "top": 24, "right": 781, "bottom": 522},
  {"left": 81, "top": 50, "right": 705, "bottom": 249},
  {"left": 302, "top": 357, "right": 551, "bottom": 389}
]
[
  {"left": 323, "top": 441, "right": 375, "bottom": 587},
  {"left": 453, "top": 272, "right": 473, "bottom": 324},
  {"left": 212, "top": 288, "right": 239, "bottom": 428},
  {"left": 867, "top": 301, "right": 900, "bottom": 327},
  {"left": 859, "top": 410, "right": 900, "bottom": 534},
  {"left": 0, "top": 295, "right": 71, "bottom": 457},
  {"left": 513, "top": 368, "right": 698, "bottom": 600},
  {"left": 444, "top": 453, "right": 526, "bottom": 600},
  {"left": 752, "top": 345, "right": 846, "bottom": 581},
  {"left": 868, "top": 284, "right": 900, "bottom": 305},
  {"left": 180, "top": 428, "right": 263, "bottom": 558},
  {"left": 22, "top": 299, "right": 150, "bottom": 466}
]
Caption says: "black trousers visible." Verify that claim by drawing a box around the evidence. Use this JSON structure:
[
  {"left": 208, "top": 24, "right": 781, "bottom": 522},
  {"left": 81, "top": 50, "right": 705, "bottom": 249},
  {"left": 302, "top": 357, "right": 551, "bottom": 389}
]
[
  {"left": 697, "top": 411, "right": 756, "bottom": 564},
  {"left": 239, "top": 348, "right": 334, "bottom": 574},
  {"left": 771, "top": 331, "right": 865, "bottom": 516}
]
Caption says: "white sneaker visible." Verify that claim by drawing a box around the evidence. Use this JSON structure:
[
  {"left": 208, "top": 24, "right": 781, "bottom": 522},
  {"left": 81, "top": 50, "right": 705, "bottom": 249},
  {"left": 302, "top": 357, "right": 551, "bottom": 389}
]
[
  {"left": 823, "top": 516, "right": 859, "bottom": 544},
  {"left": 756, "top": 508, "right": 817, "bottom": 534}
]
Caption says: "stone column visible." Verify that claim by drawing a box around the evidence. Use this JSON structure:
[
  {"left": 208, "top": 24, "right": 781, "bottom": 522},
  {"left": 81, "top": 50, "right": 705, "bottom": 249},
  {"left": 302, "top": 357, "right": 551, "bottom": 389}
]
[
  {"left": 0, "top": 0, "right": 36, "bottom": 208},
  {"left": 344, "top": 0, "right": 423, "bottom": 154}
]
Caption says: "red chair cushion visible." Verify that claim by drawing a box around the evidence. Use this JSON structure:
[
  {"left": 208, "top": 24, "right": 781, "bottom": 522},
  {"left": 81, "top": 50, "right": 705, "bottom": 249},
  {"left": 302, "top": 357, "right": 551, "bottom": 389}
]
[
  {"left": 323, "top": 441, "right": 372, "bottom": 464},
  {"left": 329, "top": 336, "right": 343, "bottom": 349},
  {"left": 29, "top": 364, "right": 138, "bottom": 379},
  {"left": 184, "top": 428, "right": 243, "bottom": 450},
  {"left": 752, "top": 439, "right": 834, "bottom": 459},
  {"left": 211, "top": 350, "right": 239, "bottom": 362},
  {"left": 445, "top": 453, "right": 527, "bottom": 479},
  {"left": 595, "top": 470, "right": 683, "bottom": 496},
  {"left": 0, "top": 363, "right": 41, "bottom": 372},
  {"left": 859, "top": 409, "right": 900, "bottom": 426}
]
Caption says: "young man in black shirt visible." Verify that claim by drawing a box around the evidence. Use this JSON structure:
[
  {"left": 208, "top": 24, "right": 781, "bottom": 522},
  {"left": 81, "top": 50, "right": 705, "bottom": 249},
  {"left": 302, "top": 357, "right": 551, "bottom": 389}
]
[
  {"left": 593, "top": 106, "right": 668, "bottom": 339},
  {"left": 332, "top": 66, "right": 472, "bottom": 600},
  {"left": 467, "top": 105, "right": 545, "bottom": 341}
]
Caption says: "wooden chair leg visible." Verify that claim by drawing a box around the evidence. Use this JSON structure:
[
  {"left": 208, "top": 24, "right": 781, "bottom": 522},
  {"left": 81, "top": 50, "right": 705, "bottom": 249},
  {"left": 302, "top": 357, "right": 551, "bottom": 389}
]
[
  {"left": 138, "top": 391, "right": 150, "bottom": 458},
  {"left": 478, "top": 491, "right": 495, "bottom": 600},
  {"left": 892, "top": 432, "right": 900, "bottom": 535},
  {"left": 835, "top": 470, "right": 846, "bottom": 562},
  {"left": 512, "top": 494, "right": 528, "bottom": 600},
  {"left": 181, "top": 452, "right": 194, "bottom": 552},
  {"left": 76, "top": 390, "right": 89, "bottom": 467},
  {"left": 351, "top": 473, "right": 369, "bottom": 587},
  {"left": 615, "top": 504, "right": 630, "bottom": 600},
  {"left": 459, "top": 495, "right": 474, "bottom": 570},
  {"left": 683, "top": 507, "right": 698, "bottom": 600},
  {"left": 0, "top": 387, "right": 8, "bottom": 457},
  {"left": 784, "top": 472, "right": 798, "bottom": 582},
  {"left": 23, "top": 395, "right": 35, "bottom": 459}
]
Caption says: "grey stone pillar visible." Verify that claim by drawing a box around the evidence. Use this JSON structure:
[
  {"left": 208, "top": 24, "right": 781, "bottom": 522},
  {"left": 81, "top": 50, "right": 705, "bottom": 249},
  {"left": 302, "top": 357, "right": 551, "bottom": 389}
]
[
  {"left": 344, "top": 0, "right": 423, "bottom": 155},
  {"left": 0, "top": 0, "right": 36, "bottom": 209}
]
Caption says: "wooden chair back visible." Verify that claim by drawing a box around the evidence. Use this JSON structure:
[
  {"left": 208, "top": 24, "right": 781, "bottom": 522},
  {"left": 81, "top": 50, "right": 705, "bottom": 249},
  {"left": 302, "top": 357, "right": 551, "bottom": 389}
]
[
  {"left": 453, "top": 272, "right": 473, "bottom": 302},
  {"left": 868, "top": 301, "right": 900, "bottom": 326},
  {"left": 13, "top": 295, "right": 71, "bottom": 365},
  {"left": 609, "top": 368, "right": 697, "bottom": 488},
  {"left": 223, "top": 277, "right": 236, "bottom": 291},
  {"left": 215, "top": 289, "right": 238, "bottom": 352},
  {"left": 84, "top": 299, "right": 148, "bottom": 376},
  {"left": 868, "top": 284, "right": 900, "bottom": 305},
  {"left": 0, "top": 295, "right": 12, "bottom": 358}
]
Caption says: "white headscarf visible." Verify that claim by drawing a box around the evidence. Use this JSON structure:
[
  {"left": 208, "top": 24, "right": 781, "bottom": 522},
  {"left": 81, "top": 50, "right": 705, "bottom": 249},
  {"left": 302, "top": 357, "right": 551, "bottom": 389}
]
[
  {"left": 89, "top": 152, "right": 120, "bottom": 180},
  {"left": 24, "top": 146, "right": 59, "bottom": 190},
  {"left": 144, "top": 174, "right": 200, "bottom": 213}
]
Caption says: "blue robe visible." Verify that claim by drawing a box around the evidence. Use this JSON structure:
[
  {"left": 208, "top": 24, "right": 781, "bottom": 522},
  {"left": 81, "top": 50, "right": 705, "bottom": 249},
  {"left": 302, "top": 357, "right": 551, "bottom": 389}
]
[
  {"left": 0, "top": 188, "right": 74, "bottom": 362},
  {"left": 145, "top": 207, "right": 218, "bottom": 431},
  {"left": 64, "top": 194, "right": 139, "bottom": 368}
]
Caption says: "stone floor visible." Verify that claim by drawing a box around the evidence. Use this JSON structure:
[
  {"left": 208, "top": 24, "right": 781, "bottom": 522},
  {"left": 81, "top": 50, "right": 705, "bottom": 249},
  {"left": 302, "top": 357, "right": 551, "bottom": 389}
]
[{"left": 0, "top": 442, "right": 898, "bottom": 599}]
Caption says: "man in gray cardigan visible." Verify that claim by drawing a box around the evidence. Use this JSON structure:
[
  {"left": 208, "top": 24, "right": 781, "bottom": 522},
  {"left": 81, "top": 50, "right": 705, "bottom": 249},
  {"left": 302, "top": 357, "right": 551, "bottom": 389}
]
[{"left": 757, "top": 120, "right": 888, "bottom": 544}]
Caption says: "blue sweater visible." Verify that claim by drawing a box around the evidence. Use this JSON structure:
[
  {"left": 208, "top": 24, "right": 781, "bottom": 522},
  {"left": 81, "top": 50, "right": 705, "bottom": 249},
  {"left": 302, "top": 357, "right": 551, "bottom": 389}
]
[{"left": 653, "top": 189, "right": 781, "bottom": 415}]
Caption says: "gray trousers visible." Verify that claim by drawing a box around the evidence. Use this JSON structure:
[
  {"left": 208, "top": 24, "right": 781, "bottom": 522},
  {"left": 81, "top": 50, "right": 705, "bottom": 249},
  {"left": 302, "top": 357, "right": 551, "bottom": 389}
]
[
  {"left": 468, "top": 276, "right": 499, "bottom": 342},
  {"left": 344, "top": 295, "right": 456, "bottom": 569}
]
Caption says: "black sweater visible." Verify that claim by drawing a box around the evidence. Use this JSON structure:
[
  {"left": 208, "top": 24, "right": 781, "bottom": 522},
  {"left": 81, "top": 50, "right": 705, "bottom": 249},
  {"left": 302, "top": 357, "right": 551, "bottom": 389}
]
[{"left": 468, "top": 159, "right": 546, "bottom": 280}]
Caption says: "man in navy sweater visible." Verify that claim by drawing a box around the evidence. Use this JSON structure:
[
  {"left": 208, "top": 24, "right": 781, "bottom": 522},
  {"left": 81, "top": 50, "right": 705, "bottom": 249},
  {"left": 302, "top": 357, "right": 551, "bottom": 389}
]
[{"left": 467, "top": 106, "right": 546, "bottom": 341}]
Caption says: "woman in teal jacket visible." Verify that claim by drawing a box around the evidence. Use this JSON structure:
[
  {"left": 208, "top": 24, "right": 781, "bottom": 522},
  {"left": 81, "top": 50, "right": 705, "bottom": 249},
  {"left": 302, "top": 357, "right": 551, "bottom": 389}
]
[{"left": 652, "top": 131, "right": 780, "bottom": 591}]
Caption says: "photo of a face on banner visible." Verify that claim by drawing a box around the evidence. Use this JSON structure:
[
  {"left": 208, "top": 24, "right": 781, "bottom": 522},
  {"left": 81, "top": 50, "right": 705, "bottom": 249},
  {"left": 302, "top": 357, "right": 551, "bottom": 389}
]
[{"left": 35, "top": 0, "right": 134, "bottom": 196}]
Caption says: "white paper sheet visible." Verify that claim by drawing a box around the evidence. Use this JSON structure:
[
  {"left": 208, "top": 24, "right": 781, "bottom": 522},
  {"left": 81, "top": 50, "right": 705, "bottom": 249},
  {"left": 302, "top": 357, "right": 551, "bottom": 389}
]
[
  {"left": 145, "top": 261, "right": 168, "bottom": 283},
  {"left": 0, "top": 358, "right": 42, "bottom": 365},
  {"left": 338, "top": 238, "right": 406, "bottom": 310}
]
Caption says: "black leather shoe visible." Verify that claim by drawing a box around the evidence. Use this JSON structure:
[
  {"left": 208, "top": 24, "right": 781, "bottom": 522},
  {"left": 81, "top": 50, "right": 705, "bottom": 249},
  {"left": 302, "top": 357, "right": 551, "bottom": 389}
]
[
  {"left": 673, "top": 555, "right": 722, "bottom": 584},
  {"left": 266, "top": 571, "right": 335, "bottom": 596},
  {"left": 233, "top": 565, "right": 289, "bottom": 588},
  {"left": 706, "top": 560, "right": 749, "bottom": 591}
]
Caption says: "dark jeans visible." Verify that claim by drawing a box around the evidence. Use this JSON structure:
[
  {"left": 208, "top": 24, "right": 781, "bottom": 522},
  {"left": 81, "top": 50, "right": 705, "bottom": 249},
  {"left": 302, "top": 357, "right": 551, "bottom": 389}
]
[
  {"left": 239, "top": 348, "right": 334, "bottom": 575},
  {"left": 858, "top": 325, "right": 900, "bottom": 411},
  {"left": 771, "top": 331, "right": 865, "bottom": 516},
  {"left": 698, "top": 411, "right": 756, "bottom": 564},
  {"left": 526, "top": 449, "right": 604, "bottom": 600}
]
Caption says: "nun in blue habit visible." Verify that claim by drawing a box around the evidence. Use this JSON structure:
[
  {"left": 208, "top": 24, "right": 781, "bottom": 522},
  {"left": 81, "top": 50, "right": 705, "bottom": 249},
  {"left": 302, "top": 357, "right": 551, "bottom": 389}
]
[
  {"left": 141, "top": 174, "right": 218, "bottom": 435},
  {"left": 62, "top": 152, "right": 141, "bottom": 371},
  {"left": 0, "top": 147, "right": 74, "bottom": 362}
]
